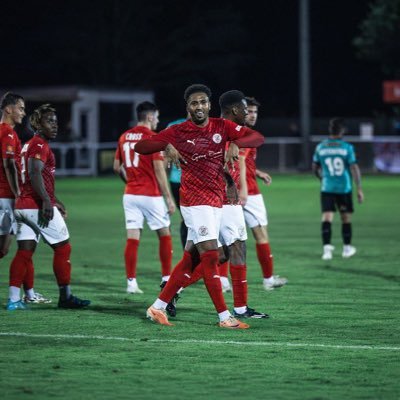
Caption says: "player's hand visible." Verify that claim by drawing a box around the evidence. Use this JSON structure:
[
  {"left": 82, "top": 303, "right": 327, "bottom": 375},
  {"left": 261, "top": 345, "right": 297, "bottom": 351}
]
[
  {"left": 165, "top": 143, "right": 186, "bottom": 168},
  {"left": 258, "top": 171, "right": 272, "bottom": 185},
  {"left": 226, "top": 182, "right": 239, "bottom": 205},
  {"left": 38, "top": 199, "right": 53, "bottom": 228},
  {"left": 166, "top": 197, "right": 176, "bottom": 215},
  {"left": 55, "top": 201, "right": 68, "bottom": 219},
  {"left": 225, "top": 142, "right": 240, "bottom": 171},
  {"left": 357, "top": 188, "right": 364, "bottom": 204}
]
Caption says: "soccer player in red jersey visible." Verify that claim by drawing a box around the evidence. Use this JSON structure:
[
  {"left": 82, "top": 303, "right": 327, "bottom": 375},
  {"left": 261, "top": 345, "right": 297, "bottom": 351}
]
[
  {"left": 0, "top": 93, "right": 24, "bottom": 260},
  {"left": 241, "top": 97, "right": 288, "bottom": 291},
  {"left": 135, "top": 84, "right": 264, "bottom": 329},
  {"left": 114, "top": 101, "right": 175, "bottom": 294},
  {"left": 0, "top": 93, "right": 51, "bottom": 308},
  {"left": 7, "top": 104, "right": 90, "bottom": 310},
  {"left": 179, "top": 90, "right": 268, "bottom": 319}
]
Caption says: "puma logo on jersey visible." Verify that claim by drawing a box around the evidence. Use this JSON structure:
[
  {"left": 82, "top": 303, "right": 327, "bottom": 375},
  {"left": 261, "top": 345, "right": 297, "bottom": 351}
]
[
  {"left": 8, "top": 134, "right": 13, "bottom": 138},
  {"left": 37, "top": 144, "right": 44, "bottom": 148},
  {"left": 187, "top": 139, "right": 196, "bottom": 145}
]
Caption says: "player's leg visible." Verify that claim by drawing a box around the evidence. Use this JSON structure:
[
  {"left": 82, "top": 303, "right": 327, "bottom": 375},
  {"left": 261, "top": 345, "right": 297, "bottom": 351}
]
[
  {"left": 147, "top": 241, "right": 196, "bottom": 325},
  {"left": 0, "top": 199, "right": 15, "bottom": 259},
  {"left": 244, "top": 195, "right": 287, "bottom": 290},
  {"left": 143, "top": 196, "right": 173, "bottom": 285},
  {"left": 156, "top": 227, "right": 173, "bottom": 284},
  {"left": 123, "top": 194, "right": 145, "bottom": 293},
  {"left": 125, "top": 228, "right": 142, "bottom": 293},
  {"left": 191, "top": 206, "right": 248, "bottom": 328},
  {"left": 219, "top": 205, "right": 267, "bottom": 318},
  {"left": 339, "top": 193, "right": 356, "bottom": 258},
  {"left": 321, "top": 193, "right": 336, "bottom": 260},
  {"left": 0, "top": 234, "right": 12, "bottom": 259},
  {"left": 7, "top": 237, "right": 37, "bottom": 311},
  {"left": 32, "top": 207, "right": 90, "bottom": 309}
]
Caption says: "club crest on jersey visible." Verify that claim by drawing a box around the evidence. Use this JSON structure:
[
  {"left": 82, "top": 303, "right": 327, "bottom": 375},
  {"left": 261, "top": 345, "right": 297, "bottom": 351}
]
[
  {"left": 212, "top": 133, "right": 222, "bottom": 144},
  {"left": 235, "top": 125, "right": 243, "bottom": 131},
  {"left": 198, "top": 226, "right": 209, "bottom": 236}
]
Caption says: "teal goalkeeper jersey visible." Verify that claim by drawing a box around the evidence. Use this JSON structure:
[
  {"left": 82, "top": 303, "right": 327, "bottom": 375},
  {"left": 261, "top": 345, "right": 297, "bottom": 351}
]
[{"left": 312, "top": 138, "right": 357, "bottom": 193}]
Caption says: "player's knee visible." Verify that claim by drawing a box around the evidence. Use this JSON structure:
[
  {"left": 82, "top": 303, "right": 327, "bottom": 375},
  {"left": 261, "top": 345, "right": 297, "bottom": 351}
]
[
  {"left": 229, "top": 241, "right": 246, "bottom": 265},
  {"left": 54, "top": 242, "right": 71, "bottom": 258}
]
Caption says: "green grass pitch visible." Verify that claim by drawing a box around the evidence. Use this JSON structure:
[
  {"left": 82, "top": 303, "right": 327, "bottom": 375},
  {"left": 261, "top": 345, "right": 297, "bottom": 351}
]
[{"left": 0, "top": 175, "right": 399, "bottom": 400}]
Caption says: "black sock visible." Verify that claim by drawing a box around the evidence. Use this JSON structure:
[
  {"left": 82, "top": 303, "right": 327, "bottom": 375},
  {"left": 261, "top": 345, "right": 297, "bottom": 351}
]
[
  {"left": 322, "top": 221, "right": 332, "bottom": 245},
  {"left": 59, "top": 285, "right": 71, "bottom": 301},
  {"left": 342, "top": 223, "right": 352, "bottom": 245}
]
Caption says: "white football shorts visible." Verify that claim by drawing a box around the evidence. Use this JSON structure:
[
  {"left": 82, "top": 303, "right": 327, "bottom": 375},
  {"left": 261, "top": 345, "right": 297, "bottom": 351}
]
[
  {"left": 15, "top": 207, "right": 70, "bottom": 244},
  {"left": 243, "top": 194, "right": 268, "bottom": 228},
  {"left": 0, "top": 198, "right": 16, "bottom": 235},
  {"left": 181, "top": 205, "right": 222, "bottom": 245},
  {"left": 219, "top": 204, "right": 247, "bottom": 246},
  {"left": 123, "top": 194, "right": 170, "bottom": 231}
]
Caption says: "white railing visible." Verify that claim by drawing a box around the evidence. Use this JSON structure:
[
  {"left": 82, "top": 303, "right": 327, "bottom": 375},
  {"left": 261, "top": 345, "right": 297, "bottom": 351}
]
[{"left": 51, "top": 136, "right": 400, "bottom": 176}]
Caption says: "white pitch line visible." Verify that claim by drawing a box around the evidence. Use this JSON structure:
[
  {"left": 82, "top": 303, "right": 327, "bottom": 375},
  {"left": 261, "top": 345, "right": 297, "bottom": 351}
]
[{"left": 0, "top": 332, "right": 399, "bottom": 351}]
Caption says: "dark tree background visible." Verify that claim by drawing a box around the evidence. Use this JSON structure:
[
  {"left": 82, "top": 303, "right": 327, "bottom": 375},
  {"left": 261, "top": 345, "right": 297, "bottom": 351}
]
[{"left": 1, "top": 0, "right": 395, "bottom": 118}]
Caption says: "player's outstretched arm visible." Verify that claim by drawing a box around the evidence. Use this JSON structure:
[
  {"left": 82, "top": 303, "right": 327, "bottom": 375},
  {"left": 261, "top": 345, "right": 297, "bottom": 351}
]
[
  {"left": 153, "top": 159, "right": 176, "bottom": 215},
  {"left": 350, "top": 163, "right": 364, "bottom": 203},
  {"left": 135, "top": 139, "right": 168, "bottom": 154},
  {"left": 232, "top": 127, "right": 265, "bottom": 148},
  {"left": 28, "top": 158, "right": 53, "bottom": 227}
]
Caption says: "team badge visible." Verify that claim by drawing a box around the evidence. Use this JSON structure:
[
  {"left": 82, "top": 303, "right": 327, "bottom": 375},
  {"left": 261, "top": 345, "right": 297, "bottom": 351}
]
[
  {"left": 198, "top": 226, "right": 209, "bottom": 236},
  {"left": 212, "top": 134, "right": 222, "bottom": 144},
  {"left": 239, "top": 226, "right": 245, "bottom": 237}
]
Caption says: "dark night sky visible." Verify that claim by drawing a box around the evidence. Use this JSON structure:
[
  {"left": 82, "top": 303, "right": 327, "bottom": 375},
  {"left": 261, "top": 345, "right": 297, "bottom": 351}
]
[{"left": 0, "top": 0, "right": 387, "bottom": 118}]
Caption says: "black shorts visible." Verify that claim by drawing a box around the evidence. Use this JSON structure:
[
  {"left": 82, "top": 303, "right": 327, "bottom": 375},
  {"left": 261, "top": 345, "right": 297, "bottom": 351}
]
[{"left": 321, "top": 192, "right": 354, "bottom": 213}]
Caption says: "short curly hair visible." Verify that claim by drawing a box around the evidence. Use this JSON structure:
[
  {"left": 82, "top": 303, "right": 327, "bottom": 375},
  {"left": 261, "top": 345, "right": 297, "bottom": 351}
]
[
  {"left": 29, "top": 104, "right": 56, "bottom": 131},
  {"left": 184, "top": 84, "right": 212, "bottom": 102}
]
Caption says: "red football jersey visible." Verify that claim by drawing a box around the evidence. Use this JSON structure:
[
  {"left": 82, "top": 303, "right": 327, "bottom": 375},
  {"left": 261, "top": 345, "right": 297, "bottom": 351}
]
[
  {"left": 0, "top": 123, "right": 21, "bottom": 198},
  {"left": 153, "top": 118, "right": 252, "bottom": 207},
  {"left": 16, "top": 135, "right": 56, "bottom": 209},
  {"left": 115, "top": 125, "right": 164, "bottom": 196},
  {"left": 243, "top": 148, "right": 260, "bottom": 195}
]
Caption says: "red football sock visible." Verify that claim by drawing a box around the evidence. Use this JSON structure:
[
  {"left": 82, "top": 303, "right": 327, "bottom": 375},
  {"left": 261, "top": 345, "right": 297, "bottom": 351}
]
[
  {"left": 9, "top": 250, "right": 33, "bottom": 288},
  {"left": 53, "top": 243, "right": 72, "bottom": 286},
  {"left": 230, "top": 264, "right": 248, "bottom": 308},
  {"left": 201, "top": 250, "right": 227, "bottom": 313},
  {"left": 23, "top": 258, "right": 35, "bottom": 291},
  {"left": 219, "top": 261, "right": 229, "bottom": 278},
  {"left": 183, "top": 263, "right": 204, "bottom": 287},
  {"left": 159, "top": 251, "right": 192, "bottom": 303},
  {"left": 124, "top": 239, "right": 139, "bottom": 279},
  {"left": 256, "top": 243, "right": 274, "bottom": 279},
  {"left": 159, "top": 235, "right": 173, "bottom": 277}
]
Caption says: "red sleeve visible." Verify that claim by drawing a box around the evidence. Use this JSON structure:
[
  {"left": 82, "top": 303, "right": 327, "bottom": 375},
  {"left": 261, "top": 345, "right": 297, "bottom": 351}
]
[
  {"left": 152, "top": 151, "right": 164, "bottom": 162},
  {"left": 135, "top": 126, "right": 176, "bottom": 154},
  {"left": 28, "top": 142, "right": 49, "bottom": 163},
  {"left": 1, "top": 127, "right": 18, "bottom": 159},
  {"left": 224, "top": 120, "right": 265, "bottom": 148}
]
